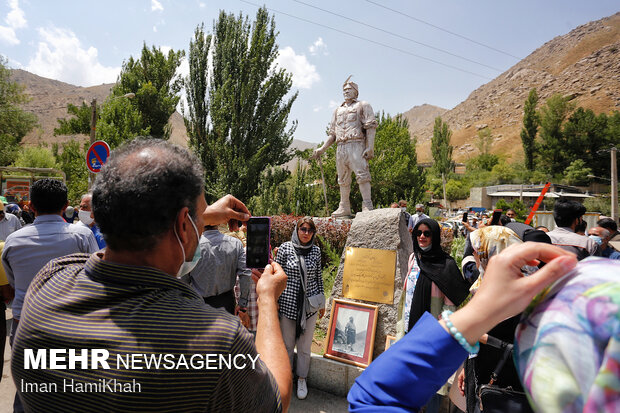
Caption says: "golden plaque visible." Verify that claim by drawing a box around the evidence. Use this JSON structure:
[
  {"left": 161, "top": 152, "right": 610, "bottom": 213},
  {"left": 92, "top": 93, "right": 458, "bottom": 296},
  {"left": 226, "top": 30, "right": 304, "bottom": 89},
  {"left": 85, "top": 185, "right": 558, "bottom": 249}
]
[{"left": 342, "top": 247, "right": 396, "bottom": 304}]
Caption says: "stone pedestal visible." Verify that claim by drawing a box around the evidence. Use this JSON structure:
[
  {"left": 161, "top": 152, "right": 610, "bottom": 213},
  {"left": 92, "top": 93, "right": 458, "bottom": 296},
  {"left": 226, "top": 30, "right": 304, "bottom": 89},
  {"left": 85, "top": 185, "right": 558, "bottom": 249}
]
[{"left": 320, "top": 208, "right": 413, "bottom": 361}]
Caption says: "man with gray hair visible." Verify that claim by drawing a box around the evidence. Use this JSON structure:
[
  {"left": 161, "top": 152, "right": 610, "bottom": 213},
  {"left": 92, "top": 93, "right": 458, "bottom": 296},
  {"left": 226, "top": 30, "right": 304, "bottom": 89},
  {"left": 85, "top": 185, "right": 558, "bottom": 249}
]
[
  {"left": 588, "top": 226, "right": 620, "bottom": 259},
  {"left": 11, "top": 139, "right": 291, "bottom": 412},
  {"left": 314, "top": 76, "right": 377, "bottom": 216}
]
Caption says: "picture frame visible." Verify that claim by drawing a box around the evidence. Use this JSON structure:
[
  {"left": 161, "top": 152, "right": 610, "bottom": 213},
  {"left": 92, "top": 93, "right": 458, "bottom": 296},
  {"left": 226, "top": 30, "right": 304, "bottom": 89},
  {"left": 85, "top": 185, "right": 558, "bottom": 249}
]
[
  {"left": 324, "top": 299, "right": 379, "bottom": 368},
  {"left": 385, "top": 335, "right": 396, "bottom": 350}
]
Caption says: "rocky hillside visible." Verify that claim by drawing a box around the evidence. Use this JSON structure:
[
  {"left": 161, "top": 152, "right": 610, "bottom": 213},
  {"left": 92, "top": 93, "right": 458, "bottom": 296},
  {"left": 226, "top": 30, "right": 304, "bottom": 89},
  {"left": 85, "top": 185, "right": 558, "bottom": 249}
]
[{"left": 410, "top": 12, "right": 620, "bottom": 163}]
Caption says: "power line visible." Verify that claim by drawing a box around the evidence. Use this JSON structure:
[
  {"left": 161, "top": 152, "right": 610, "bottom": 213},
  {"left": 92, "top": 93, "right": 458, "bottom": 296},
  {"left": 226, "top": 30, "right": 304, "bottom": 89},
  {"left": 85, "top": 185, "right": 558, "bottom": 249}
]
[
  {"left": 364, "top": 0, "right": 521, "bottom": 60},
  {"left": 239, "top": 0, "right": 493, "bottom": 80},
  {"left": 291, "top": 0, "right": 503, "bottom": 72}
]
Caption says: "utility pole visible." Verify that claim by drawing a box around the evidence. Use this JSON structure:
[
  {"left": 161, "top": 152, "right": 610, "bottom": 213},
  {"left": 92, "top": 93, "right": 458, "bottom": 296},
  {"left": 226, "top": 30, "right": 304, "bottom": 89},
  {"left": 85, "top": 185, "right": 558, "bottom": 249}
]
[
  {"left": 89, "top": 98, "right": 97, "bottom": 188},
  {"left": 612, "top": 147, "right": 617, "bottom": 221}
]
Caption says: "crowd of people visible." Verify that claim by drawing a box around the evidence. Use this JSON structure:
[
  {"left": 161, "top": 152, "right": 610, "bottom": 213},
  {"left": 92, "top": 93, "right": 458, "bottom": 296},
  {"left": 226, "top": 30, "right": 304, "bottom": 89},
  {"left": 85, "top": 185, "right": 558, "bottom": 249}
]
[{"left": 0, "top": 138, "right": 618, "bottom": 412}]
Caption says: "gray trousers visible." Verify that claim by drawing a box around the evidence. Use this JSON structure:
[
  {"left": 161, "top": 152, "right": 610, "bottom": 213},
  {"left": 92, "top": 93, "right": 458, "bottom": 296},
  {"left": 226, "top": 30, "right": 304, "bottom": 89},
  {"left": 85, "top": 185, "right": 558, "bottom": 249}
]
[{"left": 279, "top": 313, "right": 319, "bottom": 378}]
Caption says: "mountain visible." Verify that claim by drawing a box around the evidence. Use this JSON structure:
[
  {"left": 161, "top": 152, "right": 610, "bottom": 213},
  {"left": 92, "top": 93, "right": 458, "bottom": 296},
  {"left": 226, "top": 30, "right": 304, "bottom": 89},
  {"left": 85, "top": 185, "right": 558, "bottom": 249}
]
[
  {"left": 10, "top": 68, "right": 314, "bottom": 161},
  {"left": 402, "top": 104, "right": 447, "bottom": 135},
  {"left": 408, "top": 12, "right": 620, "bottom": 163}
]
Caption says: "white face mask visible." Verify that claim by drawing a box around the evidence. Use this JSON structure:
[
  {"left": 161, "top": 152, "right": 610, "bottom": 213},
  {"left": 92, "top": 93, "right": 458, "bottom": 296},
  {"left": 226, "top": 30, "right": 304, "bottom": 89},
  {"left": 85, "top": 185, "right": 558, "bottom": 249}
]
[
  {"left": 78, "top": 210, "right": 94, "bottom": 226},
  {"left": 174, "top": 214, "right": 201, "bottom": 278},
  {"left": 420, "top": 244, "right": 432, "bottom": 252},
  {"left": 401, "top": 207, "right": 407, "bottom": 212}
]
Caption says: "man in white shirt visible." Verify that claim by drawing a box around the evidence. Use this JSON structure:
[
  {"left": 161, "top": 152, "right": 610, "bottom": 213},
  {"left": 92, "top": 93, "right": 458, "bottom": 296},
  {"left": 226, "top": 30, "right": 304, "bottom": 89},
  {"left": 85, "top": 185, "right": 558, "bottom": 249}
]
[{"left": 0, "top": 201, "right": 22, "bottom": 241}]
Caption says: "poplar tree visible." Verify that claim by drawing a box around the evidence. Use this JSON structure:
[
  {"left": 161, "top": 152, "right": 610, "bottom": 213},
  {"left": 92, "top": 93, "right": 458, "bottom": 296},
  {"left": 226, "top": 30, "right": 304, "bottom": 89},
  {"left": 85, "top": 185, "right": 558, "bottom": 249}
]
[
  {"left": 431, "top": 116, "right": 454, "bottom": 177},
  {"left": 520, "top": 88, "right": 539, "bottom": 170},
  {"left": 184, "top": 8, "right": 297, "bottom": 202}
]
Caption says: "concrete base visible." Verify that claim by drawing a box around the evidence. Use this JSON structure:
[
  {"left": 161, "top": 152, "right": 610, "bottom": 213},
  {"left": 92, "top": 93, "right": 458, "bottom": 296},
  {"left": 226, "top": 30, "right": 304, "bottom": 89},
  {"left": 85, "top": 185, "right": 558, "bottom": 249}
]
[{"left": 305, "top": 352, "right": 364, "bottom": 397}]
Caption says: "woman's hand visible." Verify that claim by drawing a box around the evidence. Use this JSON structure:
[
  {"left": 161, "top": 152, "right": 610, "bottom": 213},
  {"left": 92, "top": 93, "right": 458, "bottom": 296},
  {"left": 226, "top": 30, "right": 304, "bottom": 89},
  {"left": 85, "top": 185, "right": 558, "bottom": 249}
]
[
  {"left": 442, "top": 242, "right": 577, "bottom": 345},
  {"left": 319, "top": 308, "right": 325, "bottom": 319}
]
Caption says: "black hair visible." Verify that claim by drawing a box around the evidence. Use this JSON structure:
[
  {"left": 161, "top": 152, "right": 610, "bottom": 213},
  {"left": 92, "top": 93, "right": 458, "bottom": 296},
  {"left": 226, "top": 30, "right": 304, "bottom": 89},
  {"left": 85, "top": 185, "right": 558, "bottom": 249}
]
[
  {"left": 499, "top": 215, "right": 512, "bottom": 226},
  {"left": 30, "top": 179, "right": 68, "bottom": 214},
  {"left": 597, "top": 217, "right": 618, "bottom": 233},
  {"left": 92, "top": 138, "right": 204, "bottom": 252},
  {"left": 575, "top": 219, "right": 587, "bottom": 234},
  {"left": 553, "top": 198, "right": 586, "bottom": 228}
]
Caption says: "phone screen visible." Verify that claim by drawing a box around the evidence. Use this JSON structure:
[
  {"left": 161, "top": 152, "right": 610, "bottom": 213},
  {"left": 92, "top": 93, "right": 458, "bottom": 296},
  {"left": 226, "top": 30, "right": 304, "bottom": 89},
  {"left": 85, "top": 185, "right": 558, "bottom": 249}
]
[
  {"left": 490, "top": 210, "right": 502, "bottom": 226},
  {"left": 246, "top": 217, "right": 271, "bottom": 269}
]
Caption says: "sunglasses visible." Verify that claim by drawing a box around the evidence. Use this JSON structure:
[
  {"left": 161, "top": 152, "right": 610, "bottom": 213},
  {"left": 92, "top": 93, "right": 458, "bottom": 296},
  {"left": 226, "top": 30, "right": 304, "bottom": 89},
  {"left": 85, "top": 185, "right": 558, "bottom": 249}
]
[
  {"left": 415, "top": 230, "right": 432, "bottom": 238},
  {"left": 299, "top": 227, "right": 314, "bottom": 234}
]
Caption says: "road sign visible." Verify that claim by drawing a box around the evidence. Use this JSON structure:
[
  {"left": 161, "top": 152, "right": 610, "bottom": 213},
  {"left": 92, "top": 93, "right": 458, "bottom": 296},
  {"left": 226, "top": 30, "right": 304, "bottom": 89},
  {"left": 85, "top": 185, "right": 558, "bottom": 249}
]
[{"left": 86, "top": 141, "right": 110, "bottom": 173}]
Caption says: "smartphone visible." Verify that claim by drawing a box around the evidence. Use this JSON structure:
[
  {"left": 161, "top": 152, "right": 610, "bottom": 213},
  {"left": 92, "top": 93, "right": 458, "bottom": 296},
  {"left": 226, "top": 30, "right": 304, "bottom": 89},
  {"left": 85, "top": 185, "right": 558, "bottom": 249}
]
[
  {"left": 246, "top": 217, "right": 271, "bottom": 269},
  {"left": 490, "top": 209, "right": 502, "bottom": 226},
  {"left": 462, "top": 212, "right": 468, "bottom": 222}
]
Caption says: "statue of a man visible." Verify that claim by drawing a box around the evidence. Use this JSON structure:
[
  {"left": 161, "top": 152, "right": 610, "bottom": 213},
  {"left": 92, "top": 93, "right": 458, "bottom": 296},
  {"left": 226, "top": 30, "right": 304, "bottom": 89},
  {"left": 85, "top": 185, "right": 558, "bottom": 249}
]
[{"left": 314, "top": 77, "right": 377, "bottom": 217}]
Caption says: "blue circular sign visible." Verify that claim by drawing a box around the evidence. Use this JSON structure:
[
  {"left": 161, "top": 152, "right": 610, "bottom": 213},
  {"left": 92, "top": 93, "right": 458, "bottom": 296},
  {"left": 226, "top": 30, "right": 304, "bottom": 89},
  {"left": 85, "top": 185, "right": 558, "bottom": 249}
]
[{"left": 86, "top": 141, "right": 110, "bottom": 173}]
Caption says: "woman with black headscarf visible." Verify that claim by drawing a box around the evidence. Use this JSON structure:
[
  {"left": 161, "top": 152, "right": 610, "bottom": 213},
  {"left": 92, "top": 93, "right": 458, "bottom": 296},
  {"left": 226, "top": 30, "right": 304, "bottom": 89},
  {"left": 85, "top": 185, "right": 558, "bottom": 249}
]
[
  {"left": 404, "top": 218, "right": 470, "bottom": 332},
  {"left": 400, "top": 218, "right": 470, "bottom": 412},
  {"left": 275, "top": 217, "right": 325, "bottom": 400}
]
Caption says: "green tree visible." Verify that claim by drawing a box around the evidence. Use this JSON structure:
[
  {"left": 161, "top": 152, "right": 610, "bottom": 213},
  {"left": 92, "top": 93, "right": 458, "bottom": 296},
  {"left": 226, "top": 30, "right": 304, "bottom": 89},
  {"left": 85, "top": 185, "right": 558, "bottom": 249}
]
[
  {"left": 13, "top": 146, "right": 59, "bottom": 169},
  {"left": 431, "top": 116, "right": 453, "bottom": 177},
  {"left": 563, "top": 108, "right": 610, "bottom": 178},
  {"left": 537, "top": 94, "right": 574, "bottom": 175},
  {"left": 184, "top": 9, "right": 297, "bottom": 202},
  {"left": 564, "top": 159, "right": 592, "bottom": 186},
  {"left": 96, "top": 95, "right": 150, "bottom": 149},
  {"left": 445, "top": 179, "right": 469, "bottom": 202},
  {"left": 520, "top": 88, "right": 539, "bottom": 170},
  {"left": 470, "top": 127, "right": 499, "bottom": 171},
  {"left": 0, "top": 57, "right": 38, "bottom": 165},
  {"left": 431, "top": 116, "right": 453, "bottom": 205},
  {"left": 114, "top": 44, "right": 184, "bottom": 140},
  {"left": 53, "top": 102, "right": 94, "bottom": 136},
  {"left": 52, "top": 140, "right": 89, "bottom": 204}
]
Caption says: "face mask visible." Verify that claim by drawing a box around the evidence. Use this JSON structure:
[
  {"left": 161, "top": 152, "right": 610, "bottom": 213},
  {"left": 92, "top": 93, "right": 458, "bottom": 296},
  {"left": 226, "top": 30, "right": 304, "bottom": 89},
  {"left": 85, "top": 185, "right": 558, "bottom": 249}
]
[
  {"left": 78, "top": 210, "right": 94, "bottom": 226},
  {"left": 420, "top": 244, "right": 432, "bottom": 252},
  {"left": 401, "top": 207, "right": 407, "bottom": 212},
  {"left": 589, "top": 235, "right": 603, "bottom": 246},
  {"left": 174, "top": 214, "right": 201, "bottom": 278},
  {"left": 416, "top": 211, "right": 422, "bottom": 216}
]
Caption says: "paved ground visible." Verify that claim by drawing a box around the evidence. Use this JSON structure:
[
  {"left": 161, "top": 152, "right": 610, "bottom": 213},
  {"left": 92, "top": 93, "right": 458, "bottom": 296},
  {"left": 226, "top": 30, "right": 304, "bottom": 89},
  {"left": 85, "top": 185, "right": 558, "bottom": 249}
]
[
  {"left": 1, "top": 310, "right": 349, "bottom": 413},
  {"left": 289, "top": 387, "right": 349, "bottom": 412}
]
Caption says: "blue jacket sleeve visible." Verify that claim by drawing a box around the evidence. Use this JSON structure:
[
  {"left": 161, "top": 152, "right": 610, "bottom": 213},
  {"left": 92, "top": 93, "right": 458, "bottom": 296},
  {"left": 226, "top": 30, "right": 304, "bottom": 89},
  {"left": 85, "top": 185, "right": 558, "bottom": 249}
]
[{"left": 347, "top": 312, "right": 467, "bottom": 412}]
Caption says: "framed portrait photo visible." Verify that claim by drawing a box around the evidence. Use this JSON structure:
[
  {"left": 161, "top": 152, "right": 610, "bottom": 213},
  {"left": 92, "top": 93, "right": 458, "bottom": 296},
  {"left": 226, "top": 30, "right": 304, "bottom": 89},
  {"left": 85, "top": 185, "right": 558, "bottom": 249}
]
[
  {"left": 385, "top": 335, "right": 396, "bottom": 350},
  {"left": 324, "top": 299, "right": 379, "bottom": 368}
]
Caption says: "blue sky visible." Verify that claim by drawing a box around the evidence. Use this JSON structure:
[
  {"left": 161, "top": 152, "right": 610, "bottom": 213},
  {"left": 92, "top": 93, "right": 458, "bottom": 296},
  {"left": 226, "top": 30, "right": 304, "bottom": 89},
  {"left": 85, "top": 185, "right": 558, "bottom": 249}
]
[{"left": 1, "top": 0, "right": 618, "bottom": 143}]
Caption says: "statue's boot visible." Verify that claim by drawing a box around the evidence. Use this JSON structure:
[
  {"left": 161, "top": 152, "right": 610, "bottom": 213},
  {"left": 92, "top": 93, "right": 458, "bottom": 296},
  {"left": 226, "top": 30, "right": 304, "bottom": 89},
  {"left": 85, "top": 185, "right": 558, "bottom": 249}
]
[
  {"left": 332, "top": 185, "right": 352, "bottom": 217},
  {"left": 360, "top": 182, "right": 373, "bottom": 212}
]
